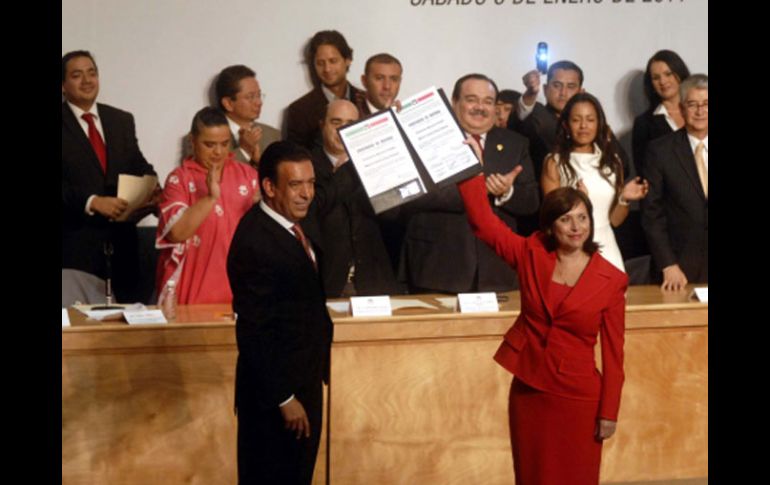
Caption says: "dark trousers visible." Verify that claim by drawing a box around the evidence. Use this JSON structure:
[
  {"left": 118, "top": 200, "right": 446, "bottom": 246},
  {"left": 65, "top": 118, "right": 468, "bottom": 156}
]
[{"left": 237, "top": 381, "right": 323, "bottom": 485}]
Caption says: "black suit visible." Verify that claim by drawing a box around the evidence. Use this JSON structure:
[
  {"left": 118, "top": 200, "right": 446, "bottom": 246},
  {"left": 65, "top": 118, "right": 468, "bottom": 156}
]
[
  {"left": 61, "top": 102, "right": 156, "bottom": 303},
  {"left": 285, "top": 84, "right": 364, "bottom": 151},
  {"left": 632, "top": 109, "right": 674, "bottom": 179},
  {"left": 399, "top": 127, "right": 539, "bottom": 293},
  {"left": 309, "top": 149, "right": 401, "bottom": 297},
  {"left": 641, "top": 129, "right": 708, "bottom": 283},
  {"left": 228, "top": 204, "right": 333, "bottom": 485}
]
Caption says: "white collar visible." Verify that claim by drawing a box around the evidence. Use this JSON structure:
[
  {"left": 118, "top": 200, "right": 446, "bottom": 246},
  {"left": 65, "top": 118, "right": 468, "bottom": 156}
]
[
  {"left": 67, "top": 100, "right": 99, "bottom": 120},
  {"left": 687, "top": 133, "right": 708, "bottom": 152},
  {"left": 259, "top": 200, "right": 295, "bottom": 232}
]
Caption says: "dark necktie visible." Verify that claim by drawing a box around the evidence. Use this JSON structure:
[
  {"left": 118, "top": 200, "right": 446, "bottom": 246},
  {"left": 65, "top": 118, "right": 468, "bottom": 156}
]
[
  {"left": 291, "top": 224, "right": 317, "bottom": 271},
  {"left": 82, "top": 113, "right": 107, "bottom": 173}
]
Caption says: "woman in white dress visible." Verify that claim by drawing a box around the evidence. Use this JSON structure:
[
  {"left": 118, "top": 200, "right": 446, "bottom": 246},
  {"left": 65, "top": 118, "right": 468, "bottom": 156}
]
[{"left": 541, "top": 93, "right": 649, "bottom": 272}]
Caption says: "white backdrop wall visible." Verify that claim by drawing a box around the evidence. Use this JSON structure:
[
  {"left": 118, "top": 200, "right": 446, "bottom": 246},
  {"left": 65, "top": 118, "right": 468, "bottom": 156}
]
[{"left": 63, "top": 0, "right": 708, "bottom": 225}]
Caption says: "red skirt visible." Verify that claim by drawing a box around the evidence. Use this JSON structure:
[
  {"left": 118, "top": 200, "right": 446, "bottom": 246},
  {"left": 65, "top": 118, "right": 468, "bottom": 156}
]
[{"left": 508, "top": 377, "right": 603, "bottom": 485}]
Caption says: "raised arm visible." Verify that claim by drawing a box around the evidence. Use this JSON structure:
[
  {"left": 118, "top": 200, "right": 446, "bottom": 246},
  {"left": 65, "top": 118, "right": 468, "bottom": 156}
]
[{"left": 458, "top": 137, "right": 527, "bottom": 269}]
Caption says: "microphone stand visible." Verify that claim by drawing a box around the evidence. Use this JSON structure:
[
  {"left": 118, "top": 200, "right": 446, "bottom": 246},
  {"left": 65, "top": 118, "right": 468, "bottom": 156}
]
[{"left": 92, "top": 241, "right": 124, "bottom": 310}]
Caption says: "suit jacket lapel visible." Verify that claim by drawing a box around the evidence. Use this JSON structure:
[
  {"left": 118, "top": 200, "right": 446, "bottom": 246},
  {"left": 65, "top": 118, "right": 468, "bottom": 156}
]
[
  {"left": 99, "top": 104, "right": 120, "bottom": 179},
  {"left": 257, "top": 207, "right": 320, "bottom": 278},
  {"left": 530, "top": 242, "right": 556, "bottom": 321},
  {"left": 674, "top": 130, "right": 706, "bottom": 201},
  {"left": 557, "top": 254, "right": 612, "bottom": 316},
  {"left": 483, "top": 128, "right": 505, "bottom": 175}
]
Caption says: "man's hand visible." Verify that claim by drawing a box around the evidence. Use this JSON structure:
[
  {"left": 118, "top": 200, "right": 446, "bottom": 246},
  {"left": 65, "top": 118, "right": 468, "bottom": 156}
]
[
  {"left": 239, "top": 125, "right": 263, "bottom": 160},
  {"left": 280, "top": 398, "right": 311, "bottom": 439},
  {"left": 91, "top": 196, "right": 129, "bottom": 220},
  {"left": 662, "top": 264, "right": 688, "bottom": 291},
  {"left": 486, "top": 166, "right": 523, "bottom": 197},
  {"left": 127, "top": 184, "right": 163, "bottom": 222},
  {"left": 521, "top": 69, "right": 541, "bottom": 106}
]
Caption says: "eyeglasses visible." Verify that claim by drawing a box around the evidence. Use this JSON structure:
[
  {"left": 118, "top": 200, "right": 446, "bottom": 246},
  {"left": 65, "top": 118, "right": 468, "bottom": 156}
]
[
  {"left": 240, "top": 93, "right": 266, "bottom": 102},
  {"left": 684, "top": 101, "right": 708, "bottom": 112}
]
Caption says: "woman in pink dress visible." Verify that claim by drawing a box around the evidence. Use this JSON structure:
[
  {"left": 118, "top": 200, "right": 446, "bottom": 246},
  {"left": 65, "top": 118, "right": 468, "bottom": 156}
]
[{"left": 156, "top": 107, "right": 260, "bottom": 304}]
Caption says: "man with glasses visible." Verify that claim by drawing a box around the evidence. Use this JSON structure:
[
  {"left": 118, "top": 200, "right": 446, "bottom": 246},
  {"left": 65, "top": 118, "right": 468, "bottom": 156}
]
[
  {"left": 642, "top": 74, "right": 709, "bottom": 290},
  {"left": 214, "top": 64, "right": 280, "bottom": 167},
  {"left": 399, "top": 74, "right": 539, "bottom": 294}
]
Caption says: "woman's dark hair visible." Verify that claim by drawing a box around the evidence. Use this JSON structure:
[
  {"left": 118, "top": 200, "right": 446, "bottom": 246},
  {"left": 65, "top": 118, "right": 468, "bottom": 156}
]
[
  {"left": 643, "top": 49, "right": 691, "bottom": 110},
  {"left": 539, "top": 187, "right": 599, "bottom": 254},
  {"left": 190, "top": 107, "right": 229, "bottom": 137},
  {"left": 553, "top": 92, "right": 623, "bottom": 201}
]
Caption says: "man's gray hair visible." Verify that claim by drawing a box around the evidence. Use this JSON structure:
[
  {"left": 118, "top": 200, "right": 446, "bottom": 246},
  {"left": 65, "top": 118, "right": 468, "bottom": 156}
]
[{"left": 680, "top": 73, "right": 708, "bottom": 102}]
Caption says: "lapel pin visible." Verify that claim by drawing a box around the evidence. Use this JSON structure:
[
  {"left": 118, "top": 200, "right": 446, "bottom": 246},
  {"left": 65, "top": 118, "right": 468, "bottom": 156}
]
[{"left": 497, "top": 144, "right": 504, "bottom": 152}]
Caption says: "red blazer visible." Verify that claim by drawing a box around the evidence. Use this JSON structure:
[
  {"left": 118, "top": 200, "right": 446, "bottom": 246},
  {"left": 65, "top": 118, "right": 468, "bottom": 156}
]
[{"left": 458, "top": 175, "right": 628, "bottom": 420}]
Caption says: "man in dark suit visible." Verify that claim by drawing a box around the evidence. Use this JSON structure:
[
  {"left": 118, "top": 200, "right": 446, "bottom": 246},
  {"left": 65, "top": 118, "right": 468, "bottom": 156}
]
[
  {"left": 399, "top": 74, "right": 539, "bottom": 294},
  {"left": 309, "top": 99, "right": 401, "bottom": 297},
  {"left": 227, "top": 141, "right": 333, "bottom": 485},
  {"left": 641, "top": 74, "right": 708, "bottom": 290},
  {"left": 285, "top": 30, "right": 364, "bottom": 150},
  {"left": 61, "top": 50, "right": 158, "bottom": 303},
  {"left": 353, "top": 53, "right": 402, "bottom": 117}
]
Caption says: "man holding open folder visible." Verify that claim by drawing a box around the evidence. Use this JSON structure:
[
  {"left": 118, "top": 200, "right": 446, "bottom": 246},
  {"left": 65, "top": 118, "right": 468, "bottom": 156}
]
[
  {"left": 61, "top": 50, "right": 159, "bottom": 303},
  {"left": 399, "top": 74, "right": 539, "bottom": 294}
]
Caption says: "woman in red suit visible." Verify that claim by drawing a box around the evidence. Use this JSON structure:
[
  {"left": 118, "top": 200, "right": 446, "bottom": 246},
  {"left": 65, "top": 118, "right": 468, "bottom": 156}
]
[{"left": 458, "top": 139, "right": 628, "bottom": 485}]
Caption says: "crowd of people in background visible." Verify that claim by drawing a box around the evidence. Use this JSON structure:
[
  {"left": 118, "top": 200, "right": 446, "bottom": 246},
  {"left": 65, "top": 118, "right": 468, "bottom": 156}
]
[
  {"left": 62, "top": 31, "right": 708, "bottom": 306},
  {"left": 62, "top": 30, "right": 708, "bottom": 485}
]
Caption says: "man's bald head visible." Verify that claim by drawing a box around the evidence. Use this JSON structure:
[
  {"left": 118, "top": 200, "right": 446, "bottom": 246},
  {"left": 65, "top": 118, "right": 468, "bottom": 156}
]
[{"left": 322, "top": 99, "right": 360, "bottom": 157}]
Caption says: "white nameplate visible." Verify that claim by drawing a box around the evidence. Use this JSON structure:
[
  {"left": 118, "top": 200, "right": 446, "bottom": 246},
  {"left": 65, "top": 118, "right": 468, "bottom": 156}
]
[
  {"left": 124, "top": 310, "right": 168, "bottom": 325},
  {"left": 326, "top": 301, "right": 351, "bottom": 315},
  {"left": 62, "top": 308, "right": 71, "bottom": 327},
  {"left": 350, "top": 296, "right": 392, "bottom": 317},
  {"left": 457, "top": 292, "right": 499, "bottom": 313},
  {"left": 693, "top": 287, "right": 708, "bottom": 303}
]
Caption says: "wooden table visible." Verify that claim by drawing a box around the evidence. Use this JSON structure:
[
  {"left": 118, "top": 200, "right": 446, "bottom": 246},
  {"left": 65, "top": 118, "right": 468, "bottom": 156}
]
[{"left": 62, "top": 286, "right": 707, "bottom": 484}]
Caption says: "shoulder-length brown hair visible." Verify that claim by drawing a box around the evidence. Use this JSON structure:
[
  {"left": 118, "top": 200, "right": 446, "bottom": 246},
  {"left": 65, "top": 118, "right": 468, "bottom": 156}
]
[{"left": 539, "top": 186, "right": 599, "bottom": 254}]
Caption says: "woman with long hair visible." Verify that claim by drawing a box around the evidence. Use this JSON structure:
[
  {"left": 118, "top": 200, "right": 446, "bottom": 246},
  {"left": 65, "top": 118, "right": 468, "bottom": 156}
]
[
  {"left": 541, "top": 93, "right": 648, "bottom": 272},
  {"left": 632, "top": 50, "right": 691, "bottom": 177}
]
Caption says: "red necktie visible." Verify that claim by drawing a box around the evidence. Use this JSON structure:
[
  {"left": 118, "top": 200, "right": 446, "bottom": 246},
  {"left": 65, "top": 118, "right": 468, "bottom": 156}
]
[
  {"left": 291, "top": 224, "right": 317, "bottom": 271},
  {"left": 471, "top": 133, "right": 483, "bottom": 150},
  {"left": 82, "top": 113, "right": 107, "bottom": 173}
]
